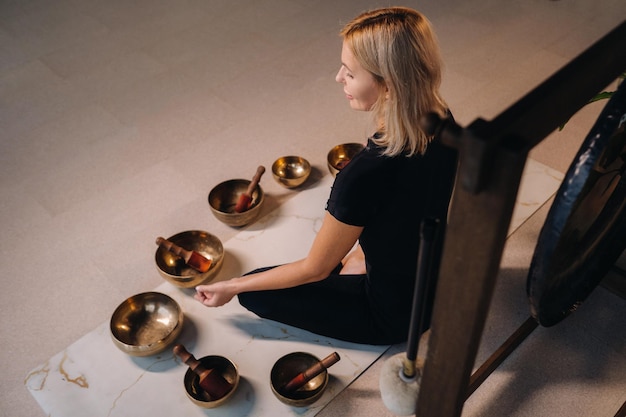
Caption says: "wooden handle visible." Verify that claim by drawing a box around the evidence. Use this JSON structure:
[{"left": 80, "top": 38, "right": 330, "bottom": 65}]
[
  {"left": 156, "top": 237, "right": 211, "bottom": 272},
  {"left": 245, "top": 165, "right": 265, "bottom": 196},
  {"left": 319, "top": 351, "right": 341, "bottom": 369},
  {"left": 156, "top": 237, "right": 191, "bottom": 260},
  {"left": 173, "top": 344, "right": 199, "bottom": 369},
  {"left": 173, "top": 343, "right": 214, "bottom": 379},
  {"left": 173, "top": 344, "right": 233, "bottom": 399}
]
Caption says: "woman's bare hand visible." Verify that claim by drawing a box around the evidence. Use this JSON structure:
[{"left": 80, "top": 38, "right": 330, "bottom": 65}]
[{"left": 194, "top": 280, "right": 237, "bottom": 307}]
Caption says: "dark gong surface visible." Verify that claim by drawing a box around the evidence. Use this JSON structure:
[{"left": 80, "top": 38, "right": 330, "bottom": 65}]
[{"left": 527, "top": 80, "right": 626, "bottom": 327}]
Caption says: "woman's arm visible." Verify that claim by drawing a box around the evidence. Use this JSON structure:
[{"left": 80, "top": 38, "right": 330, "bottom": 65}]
[{"left": 194, "top": 212, "right": 363, "bottom": 307}]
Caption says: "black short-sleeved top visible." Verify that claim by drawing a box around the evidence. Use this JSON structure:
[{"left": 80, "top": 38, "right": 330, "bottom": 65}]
[{"left": 326, "top": 135, "right": 458, "bottom": 332}]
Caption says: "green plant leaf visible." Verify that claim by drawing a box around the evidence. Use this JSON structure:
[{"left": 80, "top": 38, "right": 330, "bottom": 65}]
[
  {"left": 558, "top": 73, "right": 624, "bottom": 131},
  {"left": 589, "top": 91, "right": 615, "bottom": 103}
]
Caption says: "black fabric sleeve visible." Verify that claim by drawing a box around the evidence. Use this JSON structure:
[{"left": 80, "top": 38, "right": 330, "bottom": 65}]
[{"left": 326, "top": 147, "right": 388, "bottom": 226}]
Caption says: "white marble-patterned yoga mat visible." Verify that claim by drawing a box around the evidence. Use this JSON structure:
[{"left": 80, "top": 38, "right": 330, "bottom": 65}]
[{"left": 25, "top": 158, "right": 563, "bottom": 417}]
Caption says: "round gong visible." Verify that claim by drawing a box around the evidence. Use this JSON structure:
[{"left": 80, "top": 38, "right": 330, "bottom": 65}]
[{"left": 527, "top": 80, "right": 626, "bottom": 327}]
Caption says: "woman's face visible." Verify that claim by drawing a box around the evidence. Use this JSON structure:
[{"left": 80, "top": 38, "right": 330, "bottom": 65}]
[{"left": 335, "top": 41, "right": 382, "bottom": 111}]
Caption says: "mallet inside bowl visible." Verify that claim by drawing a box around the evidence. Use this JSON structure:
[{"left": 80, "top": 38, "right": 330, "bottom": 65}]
[
  {"left": 270, "top": 352, "right": 330, "bottom": 407},
  {"left": 154, "top": 230, "right": 224, "bottom": 288},
  {"left": 208, "top": 179, "right": 265, "bottom": 227},
  {"left": 181, "top": 351, "right": 240, "bottom": 408}
]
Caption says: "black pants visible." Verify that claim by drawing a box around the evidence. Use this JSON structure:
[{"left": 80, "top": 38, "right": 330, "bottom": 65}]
[{"left": 237, "top": 264, "right": 408, "bottom": 345}]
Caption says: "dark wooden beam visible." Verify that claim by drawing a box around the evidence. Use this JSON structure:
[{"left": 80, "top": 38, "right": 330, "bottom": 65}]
[{"left": 416, "top": 20, "right": 626, "bottom": 417}]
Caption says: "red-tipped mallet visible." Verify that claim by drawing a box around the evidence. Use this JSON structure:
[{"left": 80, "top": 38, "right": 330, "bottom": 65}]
[
  {"left": 282, "top": 352, "right": 340, "bottom": 393},
  {"left": 173, "top": 344, "right": 232, "bottom": 400},
  {"left": 234, "top": 165, "right": 265, "bottom": 213},
  {"left": 155, "top": 237, "right": 212, "bottom": 273}
]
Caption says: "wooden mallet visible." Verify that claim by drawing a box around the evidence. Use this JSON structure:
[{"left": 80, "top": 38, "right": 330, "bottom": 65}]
[
  {"left": 234, "top": 165, "right": 265, "bottom": 213},
  {"left": 173, "top": 344, "right": 232, "bottom": 400},
  {"left": 282, "top": 352, "right": 340, "bottom": 393},
  {"left": 155, "top": 237, "right": 211, "bottom": 273}
]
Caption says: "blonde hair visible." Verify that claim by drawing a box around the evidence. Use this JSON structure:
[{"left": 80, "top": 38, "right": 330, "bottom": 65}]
[{"left": 340, "top": 7, "right": 447, "bottom": 156}]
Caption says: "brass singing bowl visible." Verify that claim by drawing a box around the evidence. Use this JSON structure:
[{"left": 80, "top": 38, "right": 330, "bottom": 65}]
[
  {"left": 110, "top": 292, "right": 183, "bottom": 356},
  {"left": 208, "top": 179, "right": 264, "bottom": 227},
  {"left": 270, "top": 352, "right": 329, "bottom": 407},
  {"left": 272, "top": 156, "right": 311, "bottom": 188},
  {"left": 155, "top": 230, "right": 224, "bottom": 288},
  {"left": 327, "top": 143, "right": 364, "bottom": 177},
  {"left": 183, "top": 355, "right": 240, "bottom": 408}
]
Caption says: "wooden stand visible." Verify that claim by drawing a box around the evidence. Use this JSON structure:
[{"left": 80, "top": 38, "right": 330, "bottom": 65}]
[
  {"left": 466, "top": 317, "right": 538, "bottom": 399},
  {"left": 416, "top": 21, "right": 626, "bottom": 417}
]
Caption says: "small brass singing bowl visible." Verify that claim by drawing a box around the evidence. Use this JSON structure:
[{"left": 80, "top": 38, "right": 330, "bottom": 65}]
[
  {"left": 272, "top": 156, "right": 311, "bottom": 188},
  {"left": 155, "top": 230, "right": 224, "bottom": 288},
  {"left": 110, "top": 292, "right": 183, "bottom": 356},
  {"left": 208, "top": 179, "right": 265, "bottom": 227},
  {"left": 327, "top": 143, "right": 365, "bottom": 177},
  {"left": 184, "top": 355, "right": 239, "bottom": 408},
  {"left": 270, "top": 352, "right": 329, "bottom": 407}
]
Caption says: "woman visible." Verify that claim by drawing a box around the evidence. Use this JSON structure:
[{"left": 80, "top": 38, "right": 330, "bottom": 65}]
[{"left": 195, "top": 7, "right": 457, "bottom": 345}]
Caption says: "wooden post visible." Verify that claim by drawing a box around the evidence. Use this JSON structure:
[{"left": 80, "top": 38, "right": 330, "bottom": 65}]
[
  {"left": 416, "top": 135, "right": 529, "bottom": 416},
  {"left": 415, "top": 20, "right": 626, "bottom": 417}
]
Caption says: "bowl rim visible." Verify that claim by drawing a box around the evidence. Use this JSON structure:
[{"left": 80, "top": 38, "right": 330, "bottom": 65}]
[
  {"left": 272, "top": 155, "right": 311, "bottom": 172},
  {"left": 326, "top": 142, "right": 365, "bottom": 163}
]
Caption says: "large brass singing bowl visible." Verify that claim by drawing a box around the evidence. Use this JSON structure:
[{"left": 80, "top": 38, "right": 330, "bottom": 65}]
[
  {"left": 183, "top": 355, "right": 240, "bottom": 408},
  {"left": 208, "top": 179, "right": 264, "bottom": 227},
  {"left": 110, "top": 292, "right": 183, "bottom": 356},
  {"left": 272, "top": 156, "right": 311, "bottom": 188},
  {"left": 270, "top": 352, "right": 329, "bottom": 407},
  {"left": 155, "top": 230, "right": 224, "bottom": 288},
  {"left": 327, "top": 143, "right": 364, "bottom": 177}
]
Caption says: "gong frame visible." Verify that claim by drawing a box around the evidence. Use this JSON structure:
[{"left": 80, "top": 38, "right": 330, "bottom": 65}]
[{"left": 416, "top": 20, "right": 626, "bottom": 417}]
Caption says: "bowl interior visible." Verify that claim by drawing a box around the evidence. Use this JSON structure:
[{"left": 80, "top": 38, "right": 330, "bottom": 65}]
[
  {"left": 327, "top": 143, "right": 364, "bottom": 175},
  {"left": 184, "top": 355, "right": 239, "bottom": 408},
  {"left": 155, "top": 230, "right": 224, "bottom": 285},
  {"left": 208, "top": 179, "right": 263, "bottom": 214},
  {"left": 270, "top": 352, "right": 328, "bottom": 406},
  {"left": 272, "top": 156, "right": 311, "bottom": 181},
  {"left": 110, "top": 292, "right": 183, "bottom": 355}
]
